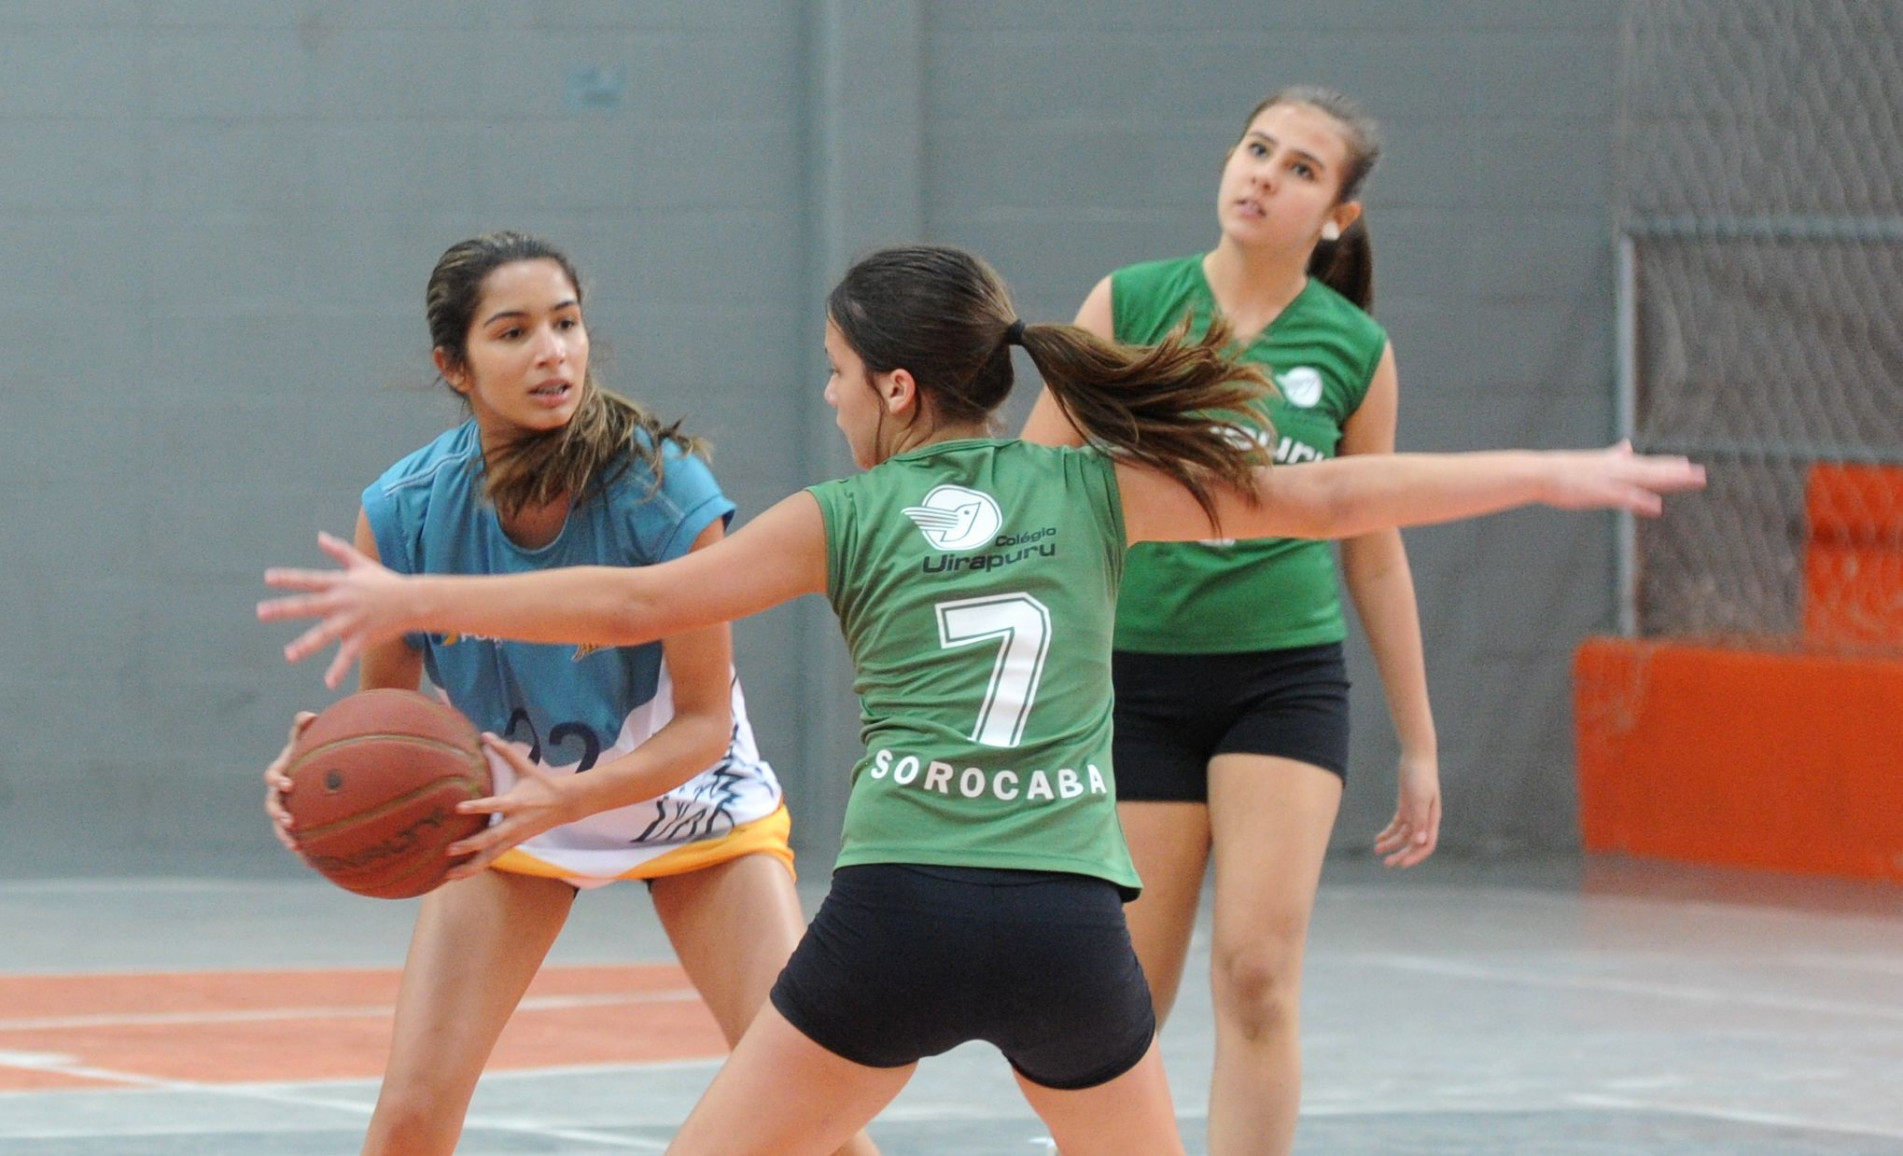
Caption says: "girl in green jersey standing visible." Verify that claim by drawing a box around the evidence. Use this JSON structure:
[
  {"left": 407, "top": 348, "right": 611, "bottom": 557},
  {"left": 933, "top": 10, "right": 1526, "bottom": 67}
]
[
  {"left": 261, "top": 244, "right": 1700, "bottom": 1156},
  {"left": 1019, "top": 86, "right": 1465, "bottom": 1154}
]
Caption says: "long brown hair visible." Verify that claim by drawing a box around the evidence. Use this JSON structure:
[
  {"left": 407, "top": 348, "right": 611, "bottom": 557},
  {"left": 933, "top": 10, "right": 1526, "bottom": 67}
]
[
  {"left": 425, "top": 232, "right": 702, "bottom": 519},
  {"left": 1243, "top": 85, "right": 1383, "bottom": 312},
  {"left": 827, "top": 245, "right": 1271, "bottom": 527}
]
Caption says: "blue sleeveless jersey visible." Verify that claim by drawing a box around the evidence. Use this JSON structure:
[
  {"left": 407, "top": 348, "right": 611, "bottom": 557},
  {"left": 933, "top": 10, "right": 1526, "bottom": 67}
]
[{"left": 362, "top": 419, "right": 784, "bottom": 883}]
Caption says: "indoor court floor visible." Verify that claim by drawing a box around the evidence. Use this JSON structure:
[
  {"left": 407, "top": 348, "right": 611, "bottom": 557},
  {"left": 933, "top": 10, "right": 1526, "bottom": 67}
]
[{"left": 1, "top": 854, "right": 1899, "bottom": 1155}]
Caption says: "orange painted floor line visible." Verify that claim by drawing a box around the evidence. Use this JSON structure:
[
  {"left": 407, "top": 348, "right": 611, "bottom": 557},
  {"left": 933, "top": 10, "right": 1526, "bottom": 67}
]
[{"left": 0, "top": 965, "right": 729, "bottom": 1091}]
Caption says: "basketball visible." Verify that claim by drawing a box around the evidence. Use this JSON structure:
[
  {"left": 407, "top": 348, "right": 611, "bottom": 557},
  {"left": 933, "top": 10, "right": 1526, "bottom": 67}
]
[{"left": 281, "top": 689, "right": 492, "bottom": 899}]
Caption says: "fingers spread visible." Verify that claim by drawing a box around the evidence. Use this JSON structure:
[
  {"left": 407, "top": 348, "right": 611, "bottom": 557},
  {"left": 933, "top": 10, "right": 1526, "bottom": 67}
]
[
  {"left": 480, "top": 734, "right": 541, "bottom": 774},
  {"left": 284, "top": 620, "right": 339, "bottom": 664},
  {"left": 261, "top": 571, "right": 342, "bottom": 595},
  {"left": 322, "top": 637, "right": 360, "bottom": 690},
  {"left": 444, "top": 841, "right": 501, "bottom": 881}
]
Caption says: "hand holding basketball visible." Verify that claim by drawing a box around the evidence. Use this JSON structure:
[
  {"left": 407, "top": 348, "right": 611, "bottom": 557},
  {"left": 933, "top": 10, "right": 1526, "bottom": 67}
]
[
  {"left": 442, "top": 735, "right": 577, "bottom": 882},
  {"left": 263, "top": 711, "right": 318, "bottom": 853}
]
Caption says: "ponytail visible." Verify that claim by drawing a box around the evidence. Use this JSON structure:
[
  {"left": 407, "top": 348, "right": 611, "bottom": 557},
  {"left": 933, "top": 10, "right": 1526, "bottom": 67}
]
[
  {"left": 1308, "top": 217, "right": 1374, "bottom": 313},
  {"left": 1021, "top": 316, "right": 1273, "bottom": 529},
  {"left": 829, "top": 244, "right": 1274, "bottom": 531}
]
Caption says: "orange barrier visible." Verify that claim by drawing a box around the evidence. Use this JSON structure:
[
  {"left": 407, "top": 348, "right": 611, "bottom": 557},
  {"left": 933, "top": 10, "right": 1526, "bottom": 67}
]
[
  {"left": 1574, "top": 638, "right": 1903, "bottom": 881},
  {"left": 1574, "top": 463, "right": 1903, "bottom": 882}
]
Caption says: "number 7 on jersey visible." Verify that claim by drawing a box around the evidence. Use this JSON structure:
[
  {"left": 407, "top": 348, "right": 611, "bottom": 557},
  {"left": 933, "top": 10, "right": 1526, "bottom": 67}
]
[{"left": 934, "top": 592, "right": 1052, "bottom": 749}]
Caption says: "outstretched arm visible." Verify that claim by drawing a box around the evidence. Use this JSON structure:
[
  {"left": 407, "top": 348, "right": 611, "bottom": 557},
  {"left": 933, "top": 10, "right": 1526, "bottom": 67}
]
[
  {"left": 260, "top": 492, "right": 829, "bottom": 688},
  {"left": 1116, "top": 442, "right": 1705, "bottom": 546}
]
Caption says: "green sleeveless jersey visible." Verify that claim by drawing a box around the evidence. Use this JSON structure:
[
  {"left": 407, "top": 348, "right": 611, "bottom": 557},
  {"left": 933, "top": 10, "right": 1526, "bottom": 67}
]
[
  {"left": 806, "top": 438, "right": 1140, "bottom": 894},
  {"left": 1110, "top": 254, "right": 1387, "bottom": 653}
]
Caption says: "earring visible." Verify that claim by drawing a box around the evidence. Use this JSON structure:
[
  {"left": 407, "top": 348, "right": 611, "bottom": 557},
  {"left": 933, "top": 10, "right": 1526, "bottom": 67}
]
[{"left": 1321, "top": 221, "right": 1342, "bottom": 242}]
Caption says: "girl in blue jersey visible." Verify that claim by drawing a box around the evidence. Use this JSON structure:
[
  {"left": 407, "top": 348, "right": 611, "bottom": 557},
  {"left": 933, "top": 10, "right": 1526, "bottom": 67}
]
[
  {"left": 260, "top": 244, "right": 1701, "bottom": 1156},
  {"left": 1021, "top": 86, "right": 1434, "bottom": 1155},
  {"left": 261, "top": 232, "right": 876, "bottom": 1156}
]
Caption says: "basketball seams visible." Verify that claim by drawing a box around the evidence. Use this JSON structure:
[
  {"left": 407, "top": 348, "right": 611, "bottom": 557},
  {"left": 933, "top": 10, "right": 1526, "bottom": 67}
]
[
  {"left": 296, "top": 688, "right": 480, "bottom": 752},
  {"left": 287, "top": 732, "right": 486, "bottom": 771},
  {"left": 289, "top": 775, "right": 487, "bottom": 843}
]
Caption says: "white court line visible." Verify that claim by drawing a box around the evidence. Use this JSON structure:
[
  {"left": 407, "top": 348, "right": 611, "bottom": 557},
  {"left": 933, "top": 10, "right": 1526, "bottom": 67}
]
[
  {"left": 0, "top": 1052, "right": 674, "bottom": 1150},
  {"left": 0, "top": 988, "right": 699, "bottom": 1032},
  {"left": 0, "top": 1053, "right": 725, "bottom": 1097},
  {"left": 1352, "top": 953, "right": 1903, "bottom": 1022},
  {"left": 1570, "top": 1092, "right": 1903, "bottom": 1144},
  {"left": 0, "top": 998, "right": 720, "bottom": 1151},
  {"left": 0, "top": 961, "right": 673, "bottom": 980},
  {"left": 1283, "top": 1094, "right": 1903, "bottom": 1144},
  {"left": 1328, "top": 881, "right": 1903, "bottom": 926},
  {"left": 0, "top": 1118, "right": 664, "bottom": 1152},
  {"left": 472, "top": 1054, "right": 725, "bottom": 1081},
  {"left": 0, "top": 879, "right": 299, "bottom": 894},
  {"left": 1296, "top": 1097, "right": 1903, "bottom": 1143},
  {"left": 1786, "top": 953, "right": 1903, "bottom": 976}
]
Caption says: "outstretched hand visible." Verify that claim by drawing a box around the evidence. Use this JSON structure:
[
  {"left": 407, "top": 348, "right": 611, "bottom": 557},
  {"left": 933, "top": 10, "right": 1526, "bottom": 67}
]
[
  {"left": 259, "top": 532, "right": 411, "bottom": 688},
  {"left": 1545, "top": 441, "right": 1706, "bottom": 515}
]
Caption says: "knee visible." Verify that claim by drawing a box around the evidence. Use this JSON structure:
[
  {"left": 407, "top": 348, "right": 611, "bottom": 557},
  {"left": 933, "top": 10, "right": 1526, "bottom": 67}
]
[{"left": 1210, "top": 937, "right": 1303, "bottom": 1039}]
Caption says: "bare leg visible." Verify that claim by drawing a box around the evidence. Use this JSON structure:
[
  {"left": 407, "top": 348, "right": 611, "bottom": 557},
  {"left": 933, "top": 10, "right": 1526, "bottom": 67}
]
[
  {"left": 665, "top": 1002, "right": 913, "bottom": 1156},
  {"left": 650, "top": 854, "right": 805, "bottom": 1043},
  {"left": 1043, "top": 803, "right": 1207, "bottom": 1156},
  {"left": 361, "top": 871, "right": 575, "bottom": 1156},
  {"left": 1204, "top": 754, "right": 1342, "bottom": 1156},
  {"left": 652, "top": 854, "right": 881, "bottom": 1156},
  {"left": 1016, "top": 1038, "right": 1186, "bottom": 1156},
  {"left": 1115, "top": 800, "right": 1212, "bottom": 1023}
]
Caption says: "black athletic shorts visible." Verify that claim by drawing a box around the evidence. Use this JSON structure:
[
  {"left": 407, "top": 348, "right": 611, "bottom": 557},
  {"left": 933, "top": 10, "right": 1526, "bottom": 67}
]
[
  {"left": 1111, "top": 641, "right": 1351, "bottom": 803},
  {"left": 770, "top": 863, "right": 1156, "bottom": 1090}
]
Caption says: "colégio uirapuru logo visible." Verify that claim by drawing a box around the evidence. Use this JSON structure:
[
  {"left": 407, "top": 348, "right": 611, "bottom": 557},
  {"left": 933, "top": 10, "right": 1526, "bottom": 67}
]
[
  {"left": 1274, "top": 366, "right": 1324, "bottom": 408},
  {"left": 902, "top": 485, "right": 1003, "bottom": 551}
]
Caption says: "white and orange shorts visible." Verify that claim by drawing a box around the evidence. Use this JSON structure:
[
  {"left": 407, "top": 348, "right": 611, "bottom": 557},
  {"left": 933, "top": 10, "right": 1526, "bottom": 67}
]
[{"left": 494, "top": 804, "right": 795, "bottom": 889}]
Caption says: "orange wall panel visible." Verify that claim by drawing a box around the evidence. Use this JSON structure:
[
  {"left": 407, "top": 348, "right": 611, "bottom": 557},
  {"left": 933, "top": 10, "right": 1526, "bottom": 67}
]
[{"left": 1575, "top": 637, "right": 1903, "bottom": 882}]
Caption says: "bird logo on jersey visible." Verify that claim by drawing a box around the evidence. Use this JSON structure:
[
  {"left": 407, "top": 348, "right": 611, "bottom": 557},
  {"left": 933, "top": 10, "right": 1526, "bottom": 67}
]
[
  {"left": 902, "top": 485, "right": 1003, "bottom": 551},
  {"left": 1275, "top": 366, "right": 1325, "bottom": 408}
]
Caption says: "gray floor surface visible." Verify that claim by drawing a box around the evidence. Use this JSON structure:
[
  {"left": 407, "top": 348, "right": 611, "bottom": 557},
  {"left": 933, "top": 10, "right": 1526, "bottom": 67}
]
[{"left": 2, "top": 853, "right": 1900, "bottom": 1155}]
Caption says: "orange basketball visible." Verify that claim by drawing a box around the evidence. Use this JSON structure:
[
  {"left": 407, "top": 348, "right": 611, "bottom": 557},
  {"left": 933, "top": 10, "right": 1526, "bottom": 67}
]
[{"left": 282, "top": 689, "right": 492, "bottom": 899}]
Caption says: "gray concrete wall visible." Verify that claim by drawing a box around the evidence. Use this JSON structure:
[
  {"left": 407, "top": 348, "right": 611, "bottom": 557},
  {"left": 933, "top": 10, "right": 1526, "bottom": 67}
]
[{"left": 0, "top": 1, "right": 1622, "bottom": 877}]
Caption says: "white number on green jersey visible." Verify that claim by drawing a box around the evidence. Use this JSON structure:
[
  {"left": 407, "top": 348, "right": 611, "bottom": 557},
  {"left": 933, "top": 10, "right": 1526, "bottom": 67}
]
[{"left": 934, "top": 593, "right": 1051, "bottom": 748}]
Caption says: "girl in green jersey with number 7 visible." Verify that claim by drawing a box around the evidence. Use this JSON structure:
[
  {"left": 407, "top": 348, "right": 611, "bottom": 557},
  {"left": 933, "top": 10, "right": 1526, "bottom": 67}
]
[{"left": 261, "top": 244, "right": 1701, "bottom": 1156}]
